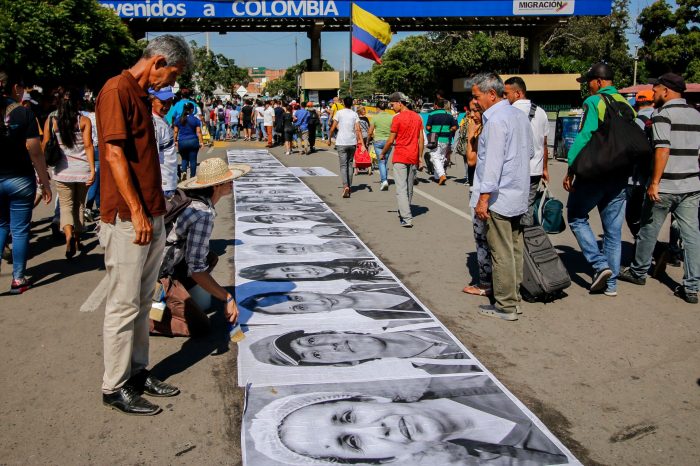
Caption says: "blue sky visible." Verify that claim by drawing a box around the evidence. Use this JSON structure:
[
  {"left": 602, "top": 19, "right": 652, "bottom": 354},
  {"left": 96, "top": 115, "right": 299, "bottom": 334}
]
[{"left": 151, "top": 0, "right": 654, "bottom": 73}]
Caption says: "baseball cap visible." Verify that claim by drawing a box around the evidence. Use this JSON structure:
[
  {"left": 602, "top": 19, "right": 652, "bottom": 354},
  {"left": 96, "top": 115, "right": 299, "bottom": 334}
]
[
  {"left": 388, "top": 91, "right": 409, "bottom": 103},
  {"left": 576, "top": 62, "right": 614, "bottom": 83},
  {"left": 648, "top": 72, "right": 686, "bottom": 93},
  {"left": 21, "top": 92, "right": 38, "bottom": 105},
  {"left": 635, "top": 90, "right": 653, "bottom": 103},
  {"left": 306, "top": 101, "right": 314, "bottom": 107},
  {"left": 148, "top": 86, "right": 175, "bottom": 101}
]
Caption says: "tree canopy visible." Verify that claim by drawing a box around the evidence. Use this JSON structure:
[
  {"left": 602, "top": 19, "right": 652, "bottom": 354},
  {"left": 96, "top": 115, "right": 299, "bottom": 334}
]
[
  {"left": 637, "top": 0, "right": 700, "bottom": 82},
  {"left": 0, "top": 0, "right": 141, "bottom": 90},
  {"left": 177, "top": 41, "right": 250, "bottom": 98}
]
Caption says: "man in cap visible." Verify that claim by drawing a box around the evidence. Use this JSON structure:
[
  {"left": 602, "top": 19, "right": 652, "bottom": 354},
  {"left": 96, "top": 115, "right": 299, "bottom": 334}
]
[
  {"left": 564, "top": 62, "right": 632, "bottom": 297},
  {"left": 379, "top": 92, "right": 424, "bottom": 227},
  {"left": 149, "top": 86, "right": 178, "bottom": 198},
  {"left": 619, "top": 73, "right": 700, "bottom": 304}
]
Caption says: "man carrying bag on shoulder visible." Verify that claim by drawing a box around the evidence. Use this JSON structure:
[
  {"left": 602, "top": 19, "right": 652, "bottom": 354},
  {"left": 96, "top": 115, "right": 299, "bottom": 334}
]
[{"left": 563, "top": 62, "right": 651, "bottom": 298}]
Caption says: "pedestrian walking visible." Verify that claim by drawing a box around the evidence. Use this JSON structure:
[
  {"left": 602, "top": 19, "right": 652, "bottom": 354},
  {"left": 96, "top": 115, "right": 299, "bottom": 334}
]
[
  {"left": 83, "top": 99, "right": 101, "bottom": 222},
  {"left": 379, "top": 92, "right": 424, "bottom": 226},
  {"left": 564, "top": 63, "right": 631, "bottom": 297},
  {"left": 306, "top": 102, "right": 319, "bottom": 153},
  {"left": 174, "top": 102, "right": 203, "bottom": 179},
  {"left": 255, "top": 100, "right": 265, "bottom": 141},
  {"left": 504, "top": 76, "right": 549, "bottom": 226},
  {"left": 426, "top": 98, "right": 458, "bottom": 185},
  {"left": 96, "top": 34, "right": 192, "bottom": 416},
  {"left": 273, "top": 99, "right": 285, "bottom": 146},
  {"left": 263, "top": 101, "right": 275, "bottom": 148},
  {"left": 368, "top": 100, "right": 394, "bottom": 191},
  {"left": 282, "top": 105, "right": 295, "bottom": 155},
  {"left": 619, "top": 73, "right": 700, "bottom": 304},
  {"left": 0, "top": 69, "right": 52, "bottom": 294},
  {"left": 470, "top": 73, "right": 533, "bottom": 321},
  {"left": 320, "top": 101, "right": 330, "bottom": 140},
  {"left": 328, "top": 96, "right": 364, "bottom": 198},
  {"left": 215, "top": 104, "right": 226, "bottom": 141},
  {"left": 293, "top": 102, "right": 311, "bottom": 154},
  {"left": 240, "top": 99, "right": 254, "bottom": 141},
  {"left": 229, "top": 104, "right": 240, "bottom": 140},
  {"left": 42, "top": 89, "right": 96, "bottom": 259}
]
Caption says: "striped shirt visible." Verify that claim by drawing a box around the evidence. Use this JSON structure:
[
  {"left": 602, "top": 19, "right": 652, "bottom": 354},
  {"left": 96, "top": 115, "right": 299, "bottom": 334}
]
[{"left": 652, "top": 98, "right": 700, "bottom": 194}]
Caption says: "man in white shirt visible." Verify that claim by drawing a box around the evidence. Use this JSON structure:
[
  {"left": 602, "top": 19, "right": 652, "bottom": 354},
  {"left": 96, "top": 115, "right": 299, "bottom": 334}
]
[
  {"left": 255, "top": 100, "right": 266, "bottom": 141},
  {"left": 504, "top": 77, "right": 549, "bottom": 227},
  {"left": 328, "top": 96, "right": 364, "bottom": 198},
  {"left": 148, "top": 86, "right": 179, "bottom": 198},
  {"left": 263, "top": 101, "right": 275, "bottom": 148}
]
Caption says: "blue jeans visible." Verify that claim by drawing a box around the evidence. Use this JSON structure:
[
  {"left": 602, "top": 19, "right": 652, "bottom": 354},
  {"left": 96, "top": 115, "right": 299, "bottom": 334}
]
[
  {"left": 630, "top": 191, "right": 700, "bottom": 291},
  {"left": 178, "top": 138, "right": 200, "bottom": 178},
  {"left": 321, "top": 118, "right": 329, "bottom": 139},
  {"left": 230, "top": 123, "right": 239, "bottom": 139},
  {"left": 373, "top": 140, "right": 392, "bottom": 183},
  {"left": 86, "top": 158, "right": 100, "bottom": 209},
  {"left": 215, "top": 121, "right": 226, "bottom": 140},
  {"left": 567, "top": 178, "right": 626, "bottom": 291},
  {"left": 257, "top": 120, "right": 265, "bottom": 140},
  {"left": 0, "top": 176, "right": 36, "bottom": 279}
]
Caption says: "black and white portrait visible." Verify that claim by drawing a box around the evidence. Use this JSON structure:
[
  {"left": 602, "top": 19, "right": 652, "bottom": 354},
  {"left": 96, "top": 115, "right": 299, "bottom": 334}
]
[
  {"left": 238, "top": 258, "right": 392, "bottom": 283},
  {"left": 235, "top": 195, "right": 321, "bottom": 204},
  {"left": 238, "top": 213, "right": 341, "bottom": 225},
  {"left": 242, "top": 224, "right": 354, "bottom": 238},
  {"left": 247, "top": 239, "right": 368, "bottom": 258},
  {"left": 245, "top": 376, "right": 572, "bottom": 466},
  {"left": 236, "top": 204, "right": 329, "bottom": 213},
  {"left": 238, "top": 283, "right": 430, "bottom": 320}
]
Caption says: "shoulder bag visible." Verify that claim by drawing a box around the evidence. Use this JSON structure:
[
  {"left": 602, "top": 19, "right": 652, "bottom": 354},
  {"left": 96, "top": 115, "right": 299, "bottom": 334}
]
[{"left": 44, "top": 116, "right": 64, "bottom": 167}]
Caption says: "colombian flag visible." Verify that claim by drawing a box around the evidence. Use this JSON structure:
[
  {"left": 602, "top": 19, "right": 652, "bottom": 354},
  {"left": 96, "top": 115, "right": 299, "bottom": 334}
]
[{"left": 351, "top": 4, "right": 392, "bottom": 64}]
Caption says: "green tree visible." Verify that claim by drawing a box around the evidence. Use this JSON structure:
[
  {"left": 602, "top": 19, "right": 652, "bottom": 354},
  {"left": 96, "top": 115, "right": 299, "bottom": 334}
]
[
  {"left": 372, "top": 32, "right": 520, "bottom": 99},
  {"left": 637, "top": 0, "right": 700, "bottom": 82},
  {"left": 0, "top": 0, "right": 141, "bottom": 90},
  {"left": 541, "top": 0, "right": 634, "bottom": 86},
  {"left": 340, "top": 70, "right": 376, "bottom": 98},
  {"left": 177, "top": 42, "right": 250, "bottom": 98}
]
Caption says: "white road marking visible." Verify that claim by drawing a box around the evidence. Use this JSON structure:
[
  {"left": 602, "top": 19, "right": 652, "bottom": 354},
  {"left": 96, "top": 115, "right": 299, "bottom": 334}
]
[
  {"left": 80, "top": 275, "right": 109, "bottom": 313},
  {"left": 414, "top": 188, "right": 472, "bottom": 221}
]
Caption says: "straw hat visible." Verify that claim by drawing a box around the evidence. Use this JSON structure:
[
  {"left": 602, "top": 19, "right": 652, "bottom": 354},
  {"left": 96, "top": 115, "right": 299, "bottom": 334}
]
[{"left": 178, "top": 158, "right": 250, "bottom": 190}]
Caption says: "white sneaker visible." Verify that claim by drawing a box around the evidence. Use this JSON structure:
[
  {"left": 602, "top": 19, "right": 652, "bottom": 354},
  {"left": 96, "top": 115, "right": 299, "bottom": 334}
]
[{"left": 380, "top": 181, "right": 389, "bottom": 191}]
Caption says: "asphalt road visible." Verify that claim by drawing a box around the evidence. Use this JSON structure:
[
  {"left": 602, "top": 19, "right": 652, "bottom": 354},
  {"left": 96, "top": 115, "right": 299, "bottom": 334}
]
[{"left": 0, "top": 140, "right": 698, "bottom": 465}]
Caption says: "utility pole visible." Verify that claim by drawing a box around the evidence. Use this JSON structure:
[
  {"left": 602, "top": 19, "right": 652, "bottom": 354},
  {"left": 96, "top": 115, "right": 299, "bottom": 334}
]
[
  {"left": 206, "top": 32, "right": 210, "bottom": 55},
  {"left": 633, "top": 45, "right": 639, "bottom": 86}
]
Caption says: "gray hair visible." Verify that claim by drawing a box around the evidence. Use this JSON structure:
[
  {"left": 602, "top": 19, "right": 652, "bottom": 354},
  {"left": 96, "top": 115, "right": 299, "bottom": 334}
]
[
  {"left": 470, "top": 72, "right": 504, "bottom": 96},
  {"left": 143, "top": 35, "right": 194, "bottom": 72}
]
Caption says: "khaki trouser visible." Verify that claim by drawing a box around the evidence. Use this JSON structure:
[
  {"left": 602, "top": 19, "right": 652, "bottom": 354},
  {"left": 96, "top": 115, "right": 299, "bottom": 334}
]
[
  {"left": 100, "top": 216, "right": 165, "bottom": 394},
  {"left": 55, "top": 180, "right": 88, "bottom": 232},
  {"left": 486, "top": 211, "right": 524, "bottom": 313}
]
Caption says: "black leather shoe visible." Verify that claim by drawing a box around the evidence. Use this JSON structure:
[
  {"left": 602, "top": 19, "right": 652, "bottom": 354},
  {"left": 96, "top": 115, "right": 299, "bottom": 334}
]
[
  {"left": 103, "top": 386, "right": 161, "bottom": 416},
  {"left": 144, "top": 374, "right": 180, "bottom": 397}
]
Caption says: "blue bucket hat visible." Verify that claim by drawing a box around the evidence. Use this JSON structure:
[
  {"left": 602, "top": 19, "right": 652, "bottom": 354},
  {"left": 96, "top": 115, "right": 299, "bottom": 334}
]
[{"left": 148, "top": 86, "right": 175, "bottom": 101}]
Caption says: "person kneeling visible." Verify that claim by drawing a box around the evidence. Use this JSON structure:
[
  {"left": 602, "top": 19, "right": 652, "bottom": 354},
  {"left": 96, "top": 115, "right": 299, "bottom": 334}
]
[{"left": 156, "top": 158, "right": 247, "bottom": 337}]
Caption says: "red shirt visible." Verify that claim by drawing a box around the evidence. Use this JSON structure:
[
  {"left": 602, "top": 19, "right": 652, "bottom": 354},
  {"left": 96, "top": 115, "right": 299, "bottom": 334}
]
[{"left": 390, "top": 110, "right": 423, "bottom": 165}]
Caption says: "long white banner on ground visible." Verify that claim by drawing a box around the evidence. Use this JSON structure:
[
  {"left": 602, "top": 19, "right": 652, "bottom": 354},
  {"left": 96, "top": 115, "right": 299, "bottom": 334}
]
[{"left": 229, "top": 150, "right": 579, "bottom": 466}]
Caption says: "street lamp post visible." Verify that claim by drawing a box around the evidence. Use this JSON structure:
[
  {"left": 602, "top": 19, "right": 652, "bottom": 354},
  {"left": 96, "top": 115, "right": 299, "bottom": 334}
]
[{"left": 633, "top": 45, "right": 639, "bottom": 86}]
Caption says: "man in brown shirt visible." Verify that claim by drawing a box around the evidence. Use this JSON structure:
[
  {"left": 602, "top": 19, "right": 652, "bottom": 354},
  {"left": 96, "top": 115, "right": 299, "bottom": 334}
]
[{"left": 96, "top": 35, "right": 193, "bottom": 416}]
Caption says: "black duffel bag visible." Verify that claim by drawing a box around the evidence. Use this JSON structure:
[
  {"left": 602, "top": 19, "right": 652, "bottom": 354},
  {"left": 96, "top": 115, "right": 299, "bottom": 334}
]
[{"left": 572, "top": 94, "right": 652, "bottom": 180}]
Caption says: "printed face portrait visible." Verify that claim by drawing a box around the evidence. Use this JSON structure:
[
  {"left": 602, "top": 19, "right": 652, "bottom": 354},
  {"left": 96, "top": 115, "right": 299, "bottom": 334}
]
[
  {"left": 244, "top": 227, "right": 312, "bottom": 237},
  {"left": 252, "top": 240, "right": 363, "bottom": 256},
  {"left": 288, "top": 333, "right": 384, "bottom": 364},
  {"left": 239, "top": 214, "right": 338, "bottom": 224},
  {"left": 245, "top": 264, "right": 336, "bottom": 280},
  {"left": 277, "top": 397, "right": 514, "bottom": 463},
  {"left": 239, "top": 259, "right": 383, "bottom": 282},
  {"left": 239, "top": 203, "right": 327, "bottom": 213},
  {"left": 241, "top": 291, "right": 350, "bottom": 315}
]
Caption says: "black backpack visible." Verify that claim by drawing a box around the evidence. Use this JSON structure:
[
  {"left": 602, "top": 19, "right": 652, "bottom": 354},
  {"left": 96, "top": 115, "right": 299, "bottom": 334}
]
[
  {"left": 217, "top": 108, "right": 226, "bottom": 122},
  {"left": 572, "top": 94, "right": 653, "bottom": 180},
  {"left": 308, "top": 109, "right": 319, "bottom": 127}
]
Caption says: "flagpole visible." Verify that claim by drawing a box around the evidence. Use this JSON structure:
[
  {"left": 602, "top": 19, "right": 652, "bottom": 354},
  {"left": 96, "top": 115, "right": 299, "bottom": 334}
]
[{"left": 349, "top": 2, "right": 353, "bottom": 95}]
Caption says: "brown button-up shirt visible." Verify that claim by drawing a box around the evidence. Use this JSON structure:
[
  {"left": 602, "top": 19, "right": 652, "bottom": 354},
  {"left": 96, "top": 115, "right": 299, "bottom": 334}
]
[{"left": 96, "top": 70, "right": 165, "bottom": 224}]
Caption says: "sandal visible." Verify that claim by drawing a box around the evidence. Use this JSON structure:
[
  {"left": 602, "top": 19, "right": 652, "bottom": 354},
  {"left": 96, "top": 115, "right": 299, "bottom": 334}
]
[{"left": 462, "top": 284, "right": 492, "bottom": 296}]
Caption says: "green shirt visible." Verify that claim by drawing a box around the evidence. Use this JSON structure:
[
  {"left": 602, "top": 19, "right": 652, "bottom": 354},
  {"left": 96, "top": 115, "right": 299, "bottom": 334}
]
[
  {"left": 567, "top": 86, "right": 635, "bottom": 166},
  {"left": 371, "top": 111, "right": 394, "bottom": 141}
]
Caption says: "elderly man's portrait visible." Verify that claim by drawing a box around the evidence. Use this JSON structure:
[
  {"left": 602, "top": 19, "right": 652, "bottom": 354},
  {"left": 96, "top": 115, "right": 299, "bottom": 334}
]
[
  {"left": 238, "top": 213, "right": 341, "bottom": 225},
  {"left": 242, "top": 224, "right": 354, "bottom": 239},
  {"left": 245, "top": 376, "right": 571, "bottom": 466},
  {"left": 243, "top": 239, "right": 368, "bottom": 259},
  {"left": 235, "top": 195, "right": 321, "bottom": 204},
  {"left": 235, "top": 203, "right": 329, "bottom": 214}
]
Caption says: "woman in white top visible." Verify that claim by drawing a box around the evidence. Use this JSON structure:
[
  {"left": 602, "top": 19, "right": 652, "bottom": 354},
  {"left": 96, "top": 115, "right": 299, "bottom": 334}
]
[{"left": 42, "top": 90, "right": 95, "bottom": 259}]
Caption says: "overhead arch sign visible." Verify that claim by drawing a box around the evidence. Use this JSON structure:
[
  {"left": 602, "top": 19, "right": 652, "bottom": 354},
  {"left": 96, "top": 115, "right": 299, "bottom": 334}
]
[{"left": 100, "top": 0, "right": 609, "bottom": 19}]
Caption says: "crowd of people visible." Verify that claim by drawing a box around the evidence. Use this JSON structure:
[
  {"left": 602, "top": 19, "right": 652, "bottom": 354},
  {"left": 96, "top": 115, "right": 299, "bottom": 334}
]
[{"left": 2, "top": 27, "right": 699, "bottom": 418}]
